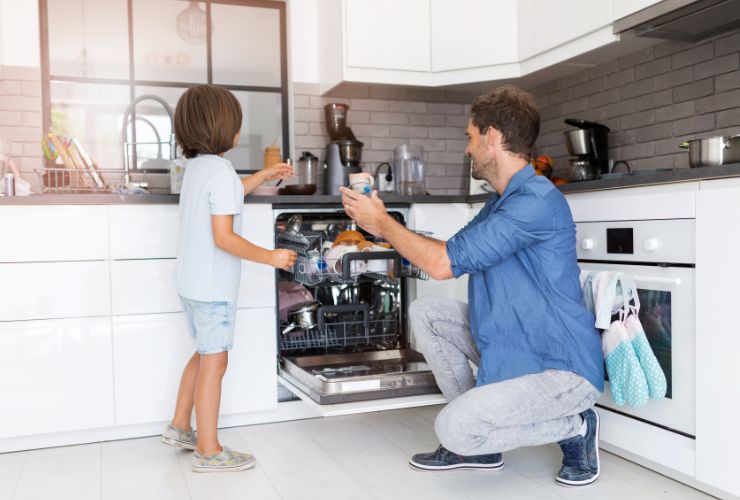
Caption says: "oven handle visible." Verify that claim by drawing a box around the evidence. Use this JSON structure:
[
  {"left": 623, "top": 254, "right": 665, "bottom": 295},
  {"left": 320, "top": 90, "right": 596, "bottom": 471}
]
[{"left": 634, "top": 275, "right": 682, "bottom": 286}]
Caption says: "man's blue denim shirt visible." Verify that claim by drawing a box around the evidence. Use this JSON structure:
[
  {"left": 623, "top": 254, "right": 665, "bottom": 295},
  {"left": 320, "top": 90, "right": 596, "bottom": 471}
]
[{"left": 446, "top": 164, "right": 604, "bottom": 392}]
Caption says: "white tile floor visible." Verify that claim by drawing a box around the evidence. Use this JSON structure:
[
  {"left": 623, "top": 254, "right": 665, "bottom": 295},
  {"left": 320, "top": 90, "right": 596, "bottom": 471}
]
[{"left": 1, "top": 406, "right": 715, "bottom": 500}]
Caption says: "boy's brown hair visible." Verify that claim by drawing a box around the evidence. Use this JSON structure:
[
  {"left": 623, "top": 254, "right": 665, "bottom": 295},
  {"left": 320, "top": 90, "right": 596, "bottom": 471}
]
[
  {"left": 174, "top": 84, "right": 242, "bottom": 159},
  {"left": 470, "top": 85, "right": 540, "bottom": 160}
]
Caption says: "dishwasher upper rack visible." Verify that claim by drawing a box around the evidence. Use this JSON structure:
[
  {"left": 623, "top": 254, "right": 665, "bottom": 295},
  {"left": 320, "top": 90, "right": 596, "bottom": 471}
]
[{"left": 277, "top": 229, "right": 428, "bottom": 285}]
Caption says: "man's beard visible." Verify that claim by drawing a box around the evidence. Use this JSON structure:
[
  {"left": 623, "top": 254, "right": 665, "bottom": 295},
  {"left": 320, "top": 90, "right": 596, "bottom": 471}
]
[{"left": 470, "top": 153, "right": 498, "bottom": 181}]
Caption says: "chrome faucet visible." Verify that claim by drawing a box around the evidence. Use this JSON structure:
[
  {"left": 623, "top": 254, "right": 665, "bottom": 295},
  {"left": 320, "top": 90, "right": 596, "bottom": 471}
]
[{"left": 121, "top": 94, "right": 176, "bottom": 186}]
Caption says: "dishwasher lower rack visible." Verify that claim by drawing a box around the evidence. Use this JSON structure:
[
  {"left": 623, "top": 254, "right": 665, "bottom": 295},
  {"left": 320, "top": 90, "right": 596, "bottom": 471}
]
[
  {"left": 280, "top": 303, "right": 400, "bottom": 352},
  {"left": 277, "top": 230, "right": 428, "bottom": 286}
]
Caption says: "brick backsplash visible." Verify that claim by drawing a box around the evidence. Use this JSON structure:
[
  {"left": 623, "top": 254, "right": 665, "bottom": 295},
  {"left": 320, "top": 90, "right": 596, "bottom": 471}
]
[
  {"left": 531, "top": 30, "right": 740, "bottom": 178},
  {"left": 292, "top": 82, "right": 476, "bottom": 195},
  {"left": 0, "top": 66, "right": 43, "bottom": 187}
]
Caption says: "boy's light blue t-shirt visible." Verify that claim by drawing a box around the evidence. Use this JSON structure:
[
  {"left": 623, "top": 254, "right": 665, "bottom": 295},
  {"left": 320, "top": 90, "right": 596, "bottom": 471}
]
[{"left": 176, "top": 154, "right": 244, "bottom": 302}]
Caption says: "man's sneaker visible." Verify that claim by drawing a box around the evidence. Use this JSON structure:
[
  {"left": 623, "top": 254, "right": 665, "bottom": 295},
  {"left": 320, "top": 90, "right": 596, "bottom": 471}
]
[
  {"left": 191, "top": 446, "right": 256, "bottom": 473},
  {"left": 409, "top": 445, "right": 504, "bottom": 471},
  {"left": 161, "top": 424, "right": 197, "bottom": 451},
  {"left": 556, "top": 408, "right": 600, "bottom": 487}
]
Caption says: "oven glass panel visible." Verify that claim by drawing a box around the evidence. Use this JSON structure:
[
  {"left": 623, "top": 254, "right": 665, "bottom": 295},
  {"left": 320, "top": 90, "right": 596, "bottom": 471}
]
[{"left": 637, "top": 289, "right": 672, "bottom": 398}]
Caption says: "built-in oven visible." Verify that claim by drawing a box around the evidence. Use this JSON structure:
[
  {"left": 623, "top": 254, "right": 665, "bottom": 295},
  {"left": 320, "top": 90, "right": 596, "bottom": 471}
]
[
  {"left": 577, "top": 218, "right": 695, "bottom": 438},
  {"left": 272, "top": 207, "right": 440, "bottom": 405}
]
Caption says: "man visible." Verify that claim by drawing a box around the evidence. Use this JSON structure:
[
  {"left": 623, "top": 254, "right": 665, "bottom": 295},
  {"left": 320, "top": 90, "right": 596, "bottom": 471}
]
[{"left": 340, "top": 85, "right": 604, "bottom": 487}]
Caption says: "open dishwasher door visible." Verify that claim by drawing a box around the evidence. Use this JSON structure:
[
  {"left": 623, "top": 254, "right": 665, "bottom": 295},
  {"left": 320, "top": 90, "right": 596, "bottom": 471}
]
[{"left": 274, "top": 209, "right": 444, "bottom": 410}]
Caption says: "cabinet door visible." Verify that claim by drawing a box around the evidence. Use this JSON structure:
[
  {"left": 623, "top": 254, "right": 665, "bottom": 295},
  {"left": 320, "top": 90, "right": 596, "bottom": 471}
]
[
  {"left": 695, "top": 180, "right": 740, "bottom": 497},
  {"left": 0, "top": 261, "right": 110, "bottom": 321},
  {"left": 109, "top": 204, "right": 179, "bottom": 259},
  {"left": 431, "top": 0, "right": 517, "bottom": 72},
  {"left": 111, "top": 259, "right": 180, "bottom": 315},
  {"left": 524, "top": 0, "right": 611, "bottom": 56},
  {"left": 0, "top": 318, "right": 114, "bottom": 438},
  {"left": 411, "top": 203, "right": 471, "bottom": 303},
  {"left": 0, "top": 205, "right": 108, "bottom": 262},
  {"left": 345, "top": 0, "right": 431, "bottom": 72},
  {"left": 239, "top": 204, "right": 276, "bottom": 308},
  {"left": 112, "top": 308, "right": 276, "bottom": 426}
]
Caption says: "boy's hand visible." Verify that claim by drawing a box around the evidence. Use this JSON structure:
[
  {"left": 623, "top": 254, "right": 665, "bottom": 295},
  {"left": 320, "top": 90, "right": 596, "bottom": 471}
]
[
  {"left": 269, "top": 249, "right": 297, "bottom": 270},
  {"left": 262, "top": 163, "right": 294, "bottom": 182}
]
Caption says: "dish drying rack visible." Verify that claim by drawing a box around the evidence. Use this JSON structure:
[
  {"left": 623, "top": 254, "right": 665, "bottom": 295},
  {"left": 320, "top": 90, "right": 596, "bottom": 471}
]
[
  {"left": 35, "top": 167, "right": 125, "bottom": 193},
  {"left": 280, "top": 303, "right": 400, "bottom": 352},
  {"left": 277, "top": 229, "right": 429, "bottom": 286}
]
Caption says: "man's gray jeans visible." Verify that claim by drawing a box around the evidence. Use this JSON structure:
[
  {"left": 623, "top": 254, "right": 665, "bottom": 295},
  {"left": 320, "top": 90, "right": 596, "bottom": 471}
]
[{"left": 410, "top": 296, "right": 600, "bottom": 456}]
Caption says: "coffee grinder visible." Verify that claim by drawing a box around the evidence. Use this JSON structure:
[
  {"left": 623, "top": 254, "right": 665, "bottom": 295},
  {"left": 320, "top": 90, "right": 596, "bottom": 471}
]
[
  {"left": 563, "top": 118, "right": 609, "bottom": 182},
  {"left": 324, "top": 103, "right": 363, "bottom": 195}
]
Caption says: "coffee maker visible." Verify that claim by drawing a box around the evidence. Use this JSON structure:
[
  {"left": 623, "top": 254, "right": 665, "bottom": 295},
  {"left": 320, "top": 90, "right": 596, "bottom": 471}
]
[
  {"left": 324, "top": 103, "right": 363, "bottom": 195},
  {"left": 563, "top": 118, "right": 609, "bottom": 182}
]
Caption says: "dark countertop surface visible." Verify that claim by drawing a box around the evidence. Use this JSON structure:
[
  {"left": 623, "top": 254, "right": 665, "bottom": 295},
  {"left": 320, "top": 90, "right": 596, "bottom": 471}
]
[{"left": 2, "top": 165, "right": 740, "bottom": 205}]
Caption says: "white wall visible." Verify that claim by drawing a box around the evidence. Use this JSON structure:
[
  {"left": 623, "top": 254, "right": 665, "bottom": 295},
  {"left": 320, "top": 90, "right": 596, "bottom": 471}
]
[
  {"left": 0, "top": 0, "right": 40, "bottom": 68},
  {"left": 287, "top": 0, "right": 319, "bottom": 84}
]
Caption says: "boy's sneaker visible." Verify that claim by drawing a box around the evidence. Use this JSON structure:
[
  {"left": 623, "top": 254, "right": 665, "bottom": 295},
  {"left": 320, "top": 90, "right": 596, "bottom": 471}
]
[
  {"left": 409, "top": 445, "right": 504, "bottom": 471},
  {"left": 191, "top": 446, "right": 256, "bottom": 473},
  {"left": 161, "top": 424, "right": 197, "bottom": 451},
  {"left": 556, "top": 408, "right": 600, "bottom": 487}
]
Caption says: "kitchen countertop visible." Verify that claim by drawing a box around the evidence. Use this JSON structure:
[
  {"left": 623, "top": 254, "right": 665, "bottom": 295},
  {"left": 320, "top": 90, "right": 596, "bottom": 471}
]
[{"left": 3, "top": 164, "right": 740, "bottom": 204}]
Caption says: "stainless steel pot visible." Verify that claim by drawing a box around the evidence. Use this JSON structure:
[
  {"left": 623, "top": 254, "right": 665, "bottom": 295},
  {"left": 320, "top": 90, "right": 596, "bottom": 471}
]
[
  {"left": 282, "top": 301, "right": 321, "bottom": 334},
  {"left": 564, "top": 129, "right": 592, "bottom": 156},
  {"left": 680, "top": 135, "right": 740, "bottom": 168}
]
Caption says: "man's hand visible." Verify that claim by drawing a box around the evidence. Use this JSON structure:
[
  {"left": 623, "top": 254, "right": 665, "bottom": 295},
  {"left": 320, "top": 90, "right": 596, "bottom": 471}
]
[
  {"left": 268, "top": 249, "right": 298, "bottom": 271},
  {"left": 262, "top": 162, "right": 294, "bottom": 182},
  {"left": 340, "top": 187, "right": 388, "bottom": 237}
]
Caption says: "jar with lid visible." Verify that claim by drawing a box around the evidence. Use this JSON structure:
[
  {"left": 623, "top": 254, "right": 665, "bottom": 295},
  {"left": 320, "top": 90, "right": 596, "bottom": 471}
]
[
  {"left": 263, "top": 141, "right": 282, "bottom": 169},
  {"left": 283, "top": 151, "right": 318, "bottom": 195}
]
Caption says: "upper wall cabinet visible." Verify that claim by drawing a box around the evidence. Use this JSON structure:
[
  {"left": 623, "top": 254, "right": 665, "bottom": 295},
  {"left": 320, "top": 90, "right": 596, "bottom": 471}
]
[
  {"left": 431, "top": 0, "right": 517, "bottom": 72},
  {"left": 345, "top": 0, "right": 431, "bottom": 73},
  {"left": 318, "top": 0, "right": 667, "bottom": 90}
]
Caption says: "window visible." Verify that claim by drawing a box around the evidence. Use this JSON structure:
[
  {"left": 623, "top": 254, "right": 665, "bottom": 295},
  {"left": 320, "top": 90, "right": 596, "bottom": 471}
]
[{"left": 40, "top": 0, "right": 288, "bottom": 173}]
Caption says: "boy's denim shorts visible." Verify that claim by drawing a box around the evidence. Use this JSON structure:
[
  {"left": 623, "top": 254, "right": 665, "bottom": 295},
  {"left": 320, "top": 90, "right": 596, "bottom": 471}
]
[{"left": 180, "top": 296, "right": 237, "bottom": 355}]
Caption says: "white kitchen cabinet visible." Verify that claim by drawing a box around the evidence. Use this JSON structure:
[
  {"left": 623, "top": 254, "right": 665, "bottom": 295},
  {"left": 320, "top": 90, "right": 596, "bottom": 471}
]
[
  {"left": 611, "top": 0, "right": 663, "bottom": 21},
  {"left": 240, "top": 203, "right": 276, "bottom": 308},
  {"left": 694, "top": 179, "right": 740, "bottom": 498},
  {"left": 0, "top": 205, "right": 108, "bottom": 262},
  {"left": 109, "top": 204, "right": 179, "bottom": 259},
  {"left": 411, "top": 203, "right": 471, "bottom": 303},
  {"left": 345, "top": 0, "right": 430, "bottom": 72},
  {"left": 112, "top": 308, "right": 277, "bottom": 426},
  {"left": 317, "top": 0, "right": 617, "bottom": 89},
  {"left": 111, "top": 259, "right": 181, "bottom": 315},
  {"left": 0, "top": 317, "right": 114, "bottom": 438},
  {"left": 0, "top": 261, "right": 110, "bottom": 321},
  {"left": 431, "top": 0, "right": 517, "bottom": 72}
]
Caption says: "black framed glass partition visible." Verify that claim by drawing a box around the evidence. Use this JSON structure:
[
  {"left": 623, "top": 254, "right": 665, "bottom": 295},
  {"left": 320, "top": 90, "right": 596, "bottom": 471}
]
[{"left": 39, "top": 0, "right": 288, "bottom": 174}]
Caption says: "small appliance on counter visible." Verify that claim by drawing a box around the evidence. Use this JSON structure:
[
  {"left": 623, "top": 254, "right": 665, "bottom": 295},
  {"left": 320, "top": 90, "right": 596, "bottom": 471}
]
[
  {"left": 323, "top": 103, "right": 364, "bottom": 195},
  {"left": 564, "top": 118, "right": 610, "bottom": 182},
  {"left": 281, "top": 151, "right": 318, "bottom": 195},
  {"left": 393, "top": 144, "right": 426, "bottom": 196}
]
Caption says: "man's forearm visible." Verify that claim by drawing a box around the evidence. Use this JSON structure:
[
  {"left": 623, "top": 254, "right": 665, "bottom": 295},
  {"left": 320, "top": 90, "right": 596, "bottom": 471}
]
[{"left": 379, "top": 215, "right": 453, "bottom": 280}]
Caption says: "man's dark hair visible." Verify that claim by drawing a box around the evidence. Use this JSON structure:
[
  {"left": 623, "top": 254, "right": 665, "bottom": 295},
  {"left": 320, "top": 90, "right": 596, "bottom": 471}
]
[
  {"left": 470, "top": 85, "right": 540, "bottom": 159},
  {"left": 174, "top": 84, "right": 242, "bottom": 159}
]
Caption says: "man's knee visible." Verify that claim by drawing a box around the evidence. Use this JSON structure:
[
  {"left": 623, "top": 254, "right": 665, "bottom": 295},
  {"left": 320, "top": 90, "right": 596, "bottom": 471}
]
[{"left": 434, "top": 403, "right": 480, "bottom": 456}]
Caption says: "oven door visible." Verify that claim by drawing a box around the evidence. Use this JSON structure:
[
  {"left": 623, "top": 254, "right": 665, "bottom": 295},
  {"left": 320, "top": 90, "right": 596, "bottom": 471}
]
[{"left": 579, "top": 262, "right": 695, "bottom": 437}]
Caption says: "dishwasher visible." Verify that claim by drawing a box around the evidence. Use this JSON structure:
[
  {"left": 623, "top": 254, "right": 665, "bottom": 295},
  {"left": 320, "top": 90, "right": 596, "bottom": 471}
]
[{"left": 274, "top": 208, "right": 440, "bottom": 404}]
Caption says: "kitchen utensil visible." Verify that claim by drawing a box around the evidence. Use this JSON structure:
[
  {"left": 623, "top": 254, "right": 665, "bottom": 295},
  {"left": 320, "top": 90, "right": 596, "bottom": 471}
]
[
  {"left": 278, "top": 281, "right": 314, "bottom": 322},
  {"left": 349, "top": 172, "right": 374, "bottom": 194},
  {"left": 274, "top": 157, "right": 291, "bottom": 187},
  {"left": 394, "top": 144, "right": 426, "bottom": 196},
  {"left": 564, "top": 118, "right": 610, "bottom": 175},
  {"left": 569, "top": 158, "right": 598, "bottom": 182},
  {"left": 296, "top": 151, "right": 319, "bottom": 186},
  {"left": 282, "top": 184, "right": 316, "bottom": 195},
  {"left": 282, "top": 301, "right": 322, "bottom": 334},
  {"left": 332, "top": 229, "right": 365, "bottom": 247},
  {"left": 680, "top": 135, "right": 740, "bottom": 168},
  {"left": 285, "top": 214, "right": 303, "bottom": 234},
  {"left": 564, "top": 129, "right": 592, "bottom": 156}
]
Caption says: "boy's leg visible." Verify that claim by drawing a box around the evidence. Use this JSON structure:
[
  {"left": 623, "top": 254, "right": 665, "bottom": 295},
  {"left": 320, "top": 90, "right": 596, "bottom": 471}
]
[
  {"left": 194, "top": 351, "right": 228, "bottom": 456},
  {"left": 172, "top": 352, "right": 201, "bottom": 431}
]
